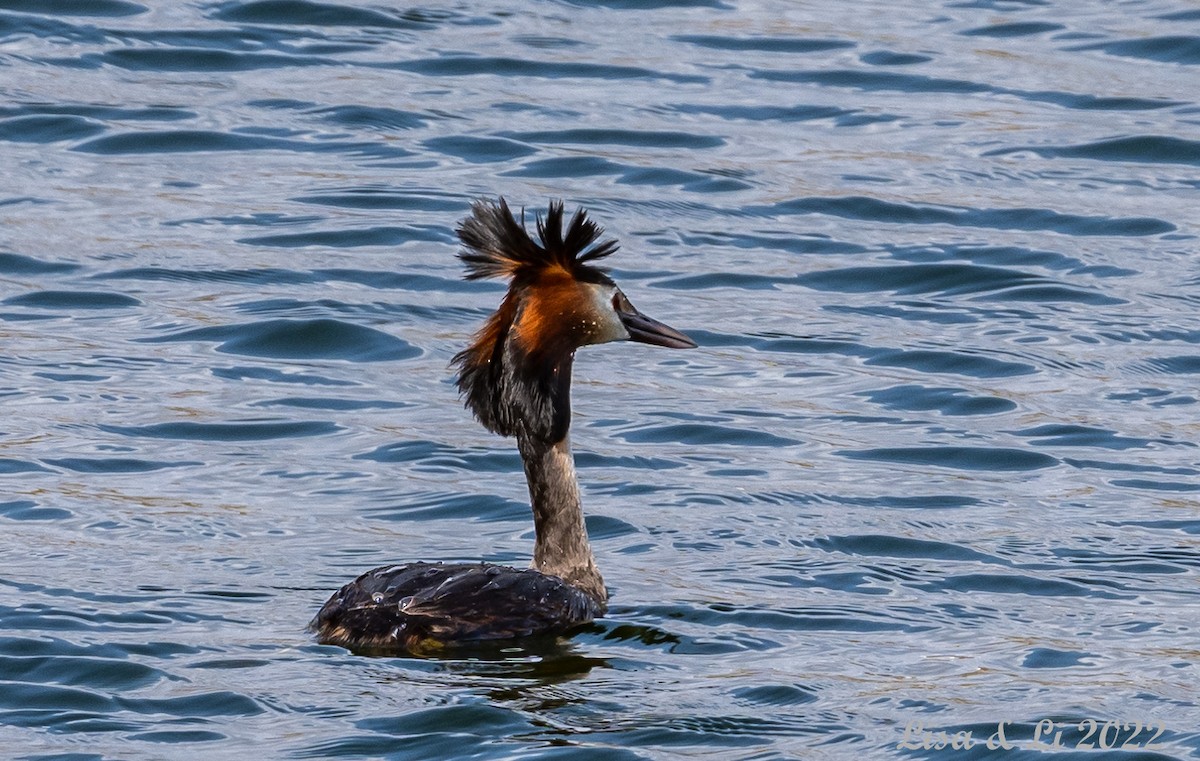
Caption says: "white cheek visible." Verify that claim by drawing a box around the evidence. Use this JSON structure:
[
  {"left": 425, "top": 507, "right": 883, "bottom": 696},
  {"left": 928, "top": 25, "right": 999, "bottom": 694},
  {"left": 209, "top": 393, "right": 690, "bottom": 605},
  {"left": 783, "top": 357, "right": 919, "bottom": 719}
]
[
  {"left": 592, "top": 309, "right": 629, "bottom": 344},
  {"left": 584, "top": 286, "right": 629, "bottom": 344}
]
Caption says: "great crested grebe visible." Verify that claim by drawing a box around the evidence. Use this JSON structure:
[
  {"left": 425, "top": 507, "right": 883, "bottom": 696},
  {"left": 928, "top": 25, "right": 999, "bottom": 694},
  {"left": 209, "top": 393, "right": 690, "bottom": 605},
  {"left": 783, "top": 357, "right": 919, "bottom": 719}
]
[{"left": 312, "top": 198, "right": 696, "bottom": 653}]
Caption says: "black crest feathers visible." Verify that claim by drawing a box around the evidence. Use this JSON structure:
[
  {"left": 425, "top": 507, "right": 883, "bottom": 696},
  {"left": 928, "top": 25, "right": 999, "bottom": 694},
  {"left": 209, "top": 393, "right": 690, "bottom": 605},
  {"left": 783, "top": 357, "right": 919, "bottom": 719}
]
[{"left": 456, "top": 198, "right": 619, "bottom": 283}]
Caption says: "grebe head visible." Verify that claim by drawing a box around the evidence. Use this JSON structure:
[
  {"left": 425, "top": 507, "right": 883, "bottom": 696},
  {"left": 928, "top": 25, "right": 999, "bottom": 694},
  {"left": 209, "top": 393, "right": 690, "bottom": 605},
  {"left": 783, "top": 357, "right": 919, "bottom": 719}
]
[{"left": 452, "top": 198, "right": 695, "bottom": 445}]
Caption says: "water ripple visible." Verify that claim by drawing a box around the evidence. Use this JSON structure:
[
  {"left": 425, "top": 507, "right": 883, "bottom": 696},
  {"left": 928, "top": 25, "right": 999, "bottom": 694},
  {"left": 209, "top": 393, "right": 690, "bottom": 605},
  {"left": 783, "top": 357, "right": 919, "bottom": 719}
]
[
  {"left": 839, "top": 446, "right": 1059, "bottom": 471},
  {"left": 93, "top": 48, "right": 334, "bottom": 72},
  {"left": 42, "top": 458, "right": 202, "bottom": 473},
  {"left": 749, "top": 67, "right": 1185, "bottom": 111},
  {"left": 756, "top": 196, "right": 1175, "bottom": 236},
  {"left": 4, "top": 290, "right": 141, "bottom": 310},
  {"left": 987, "top": 135, "right": 1200, "bottom": 166},
  {"left": 671, "top": 35, "right": 854, "bottom": 54},
  {"left": 389, "top": 56, "right": 709, "bottom": 84},
  {"left": 74, "top": 130, "right": 415, "bottom": 158},
  {"left": 4, "top": 0, "right": 1200, "bottom": 758},
  {"left": 0, "top": 114, "right": 107, "bottom": 143},
  {"left": 1076, "top": 35, "right": 1200, "bottom": 65},
  {"left": 99, "top": 421, "right": 340, "bottom": 441},
  {"left": 961, "top": 21, "right": 1064, "bottom": 37},
  {"left": 210, "top": 0, "right": 451, "bottom": 29},
  {"left": 499, "top": 128, "right": 725, "bottom": 150},
  {"left": 4, "top": 0, "right": 147, "bottom": 15},
  {"left": 856, "top": 385, "right": 1017, "bottom": 416},
  {"left": 138, "top": 318, "right": 419, "bottom": 361}
]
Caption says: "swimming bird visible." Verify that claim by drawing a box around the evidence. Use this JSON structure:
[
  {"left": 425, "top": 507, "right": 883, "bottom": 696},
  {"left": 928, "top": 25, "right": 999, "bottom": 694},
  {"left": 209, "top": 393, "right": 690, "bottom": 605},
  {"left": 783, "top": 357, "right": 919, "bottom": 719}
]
[{"left": 312, "top": 198, "right": 696, "bottom": 654}]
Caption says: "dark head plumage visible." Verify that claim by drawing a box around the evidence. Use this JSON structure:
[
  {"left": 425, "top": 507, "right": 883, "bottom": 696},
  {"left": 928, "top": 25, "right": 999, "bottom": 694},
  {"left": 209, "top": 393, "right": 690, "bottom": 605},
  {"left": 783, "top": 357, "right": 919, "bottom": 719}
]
[
  {"left": 450, "top": 198, "right": 694, "bottom": 447},
  {"left": 451, "top": 198, "right": 613, "bottom": 445}
]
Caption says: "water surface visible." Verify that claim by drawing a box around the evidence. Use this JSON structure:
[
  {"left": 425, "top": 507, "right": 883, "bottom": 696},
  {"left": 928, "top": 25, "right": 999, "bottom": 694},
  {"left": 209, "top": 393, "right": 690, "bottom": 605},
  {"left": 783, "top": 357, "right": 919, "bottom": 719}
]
[{"left": 2, "top": 1, "right": 1199, "bottom": 759}]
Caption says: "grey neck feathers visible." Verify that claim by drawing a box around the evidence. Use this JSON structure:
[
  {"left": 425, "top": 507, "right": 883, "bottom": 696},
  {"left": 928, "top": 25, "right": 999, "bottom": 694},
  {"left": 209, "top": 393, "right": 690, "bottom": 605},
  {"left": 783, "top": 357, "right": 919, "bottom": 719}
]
[{"left": 517, "top": 433, "right": 606, "bottom": 608}]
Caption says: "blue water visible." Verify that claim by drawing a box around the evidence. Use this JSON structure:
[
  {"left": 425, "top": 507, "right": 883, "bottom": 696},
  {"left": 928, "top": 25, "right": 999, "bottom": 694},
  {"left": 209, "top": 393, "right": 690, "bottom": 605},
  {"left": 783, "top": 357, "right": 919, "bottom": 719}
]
[{"left": 2, "top": 1, "right": 1199, "bottom": 758}]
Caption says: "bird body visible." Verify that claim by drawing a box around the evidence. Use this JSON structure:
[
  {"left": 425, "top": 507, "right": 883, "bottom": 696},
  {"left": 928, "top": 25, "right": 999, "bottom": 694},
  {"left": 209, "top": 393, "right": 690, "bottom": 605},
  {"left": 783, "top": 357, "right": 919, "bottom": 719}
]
[
  {"left": 312, "top": 198, "right": 695, "bottom": 654},
  {"left": 312, "top": 562, "right": 600, "bottom": 654}
]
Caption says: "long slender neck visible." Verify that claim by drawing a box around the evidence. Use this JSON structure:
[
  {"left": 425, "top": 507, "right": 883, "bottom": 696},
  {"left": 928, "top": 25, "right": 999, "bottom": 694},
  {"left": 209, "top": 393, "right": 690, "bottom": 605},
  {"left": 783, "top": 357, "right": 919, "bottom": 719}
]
[{"left": 516, "top": 433, "right": 606, "bottom": 607}]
